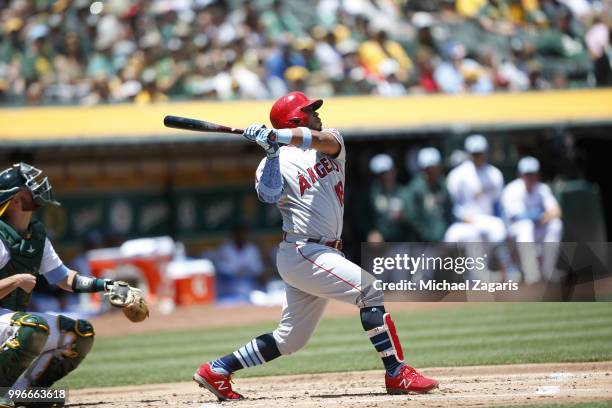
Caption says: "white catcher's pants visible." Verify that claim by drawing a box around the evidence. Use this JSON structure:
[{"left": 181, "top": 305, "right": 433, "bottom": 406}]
[{"left": 0, "top": 309, "right": 76, "bottom": 390}]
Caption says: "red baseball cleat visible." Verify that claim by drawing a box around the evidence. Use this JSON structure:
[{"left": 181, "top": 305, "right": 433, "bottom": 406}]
[
  {"left": 385, "top": 365, "right": 439, "bottom": 394},
  {"left": 193, "top": 363, "right": 244, "bottom": 401}
]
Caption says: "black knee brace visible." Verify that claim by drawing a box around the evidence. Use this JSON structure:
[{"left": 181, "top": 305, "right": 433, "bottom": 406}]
[{"left": 360, "top": 305, "right": 386, "bottom": 331}]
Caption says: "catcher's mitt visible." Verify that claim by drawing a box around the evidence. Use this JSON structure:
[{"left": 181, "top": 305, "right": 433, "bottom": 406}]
[{"left": 107, "top": 281, "right": 150, "bottom": 323}]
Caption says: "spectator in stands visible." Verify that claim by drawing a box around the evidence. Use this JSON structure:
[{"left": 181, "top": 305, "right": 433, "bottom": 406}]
[
  {"left": 461, "top": 59, "right": 495, "bottom": 93},
  {"left": 412, "top": 12, "right": 443, "bottom": 59},
  {"left": 366, "top": 154, "right": 413, "bottom": 243},
  {"left": 260, "top": 0, "right": 305, "bottom": 41},
  {"left": 456, "top": 0, "right": 487, "bottom": 18},
  {"left": 586, "top": 17, "right": 612, "bottom": 86},
  {"left": 0, "top": 0, "right": 605, "bottom": 105},
  {"left": 135, "top": 68, "right": 168, "bottom": 104},
  {"left": 477, "top": 0, "right": 516, "bottom": 36},
  {"left": 87, "top": 40, "right": 115, "bottom": 79},
  {"left": 434, "top": 40, "right": 468, "bottom": 93},
  {"left": 266, "top": 38, "right": 306, "bottom": 97},
  {"left": 314, "top": 30, "right": 345, "bottom": 81},
  {"left": 155, "top": 38, "right": 190, "bottom": 97},
  {"left": 501, "top": 156, "right": 563, "bottom": 283},
  {"left": 343, "top": 0, "right": 404, "bottom": 34},
  {"left": 413, "top": 49, "right": 439, "bottom": 93},
  {"left": 229, "top": 38, "right": 270, "bottom": 99},
  {"left": 211, "top": 220, "right": 264, "bottom": 303},
  {"left": 527, "top": 60, "right": 552, "bottom": 89},
  {"left": 536, "top": 6, "right": 586, "bottom": 59},
  {"left": 376, "top": 67, "right": 408, "bottom": 96},
  {"left": 284, "top": 65, "right": 309, "bottom": 92},
  {"left": 80, "top": 72, "right": 114, "bottom": 105},
  {"left": 405, "top": 148, "right": 454, "bottom": 242},
  {"left": 53, "top": 32, "right": 87, "bottom": 103},
  {"left": 497, "top": 39, "right": 531, "bottom": 91},
  {"left": 358, "top": 29, "right": 413, "bottom": 83}
]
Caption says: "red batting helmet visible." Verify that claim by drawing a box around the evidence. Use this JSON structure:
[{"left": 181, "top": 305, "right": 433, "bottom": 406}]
[{"left": 269, "top": 92, "right": 323, "bottom": 129}]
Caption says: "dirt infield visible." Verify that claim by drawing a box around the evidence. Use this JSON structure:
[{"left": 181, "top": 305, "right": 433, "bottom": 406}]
[{"left": 68, "top": 361, "right": 612, "bottom": 407}]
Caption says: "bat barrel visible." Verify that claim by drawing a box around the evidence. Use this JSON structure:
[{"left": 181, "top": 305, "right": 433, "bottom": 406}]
[{"left": 164, "top": 115, "right": 244, "bottom": 135}]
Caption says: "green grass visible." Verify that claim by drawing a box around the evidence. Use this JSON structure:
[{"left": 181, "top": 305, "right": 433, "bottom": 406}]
[
  {"left": 500, "top": 403, "right": 612, "bottom": 408},
  {"left": 59, "top": 302, "right": 612, "bottom": 389}
]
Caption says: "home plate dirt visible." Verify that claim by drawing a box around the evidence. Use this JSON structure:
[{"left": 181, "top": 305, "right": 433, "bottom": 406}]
[{"left": 68, "top": 362, "right": 612, "bottom": 407}]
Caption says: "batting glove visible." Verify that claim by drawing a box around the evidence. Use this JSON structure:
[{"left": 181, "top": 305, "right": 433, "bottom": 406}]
[
  {"left": 256, "top": 128, "right": 279, "bottom": 158},
  {"left": 243, "top": 124, "right": 265, "bottom": 142}
]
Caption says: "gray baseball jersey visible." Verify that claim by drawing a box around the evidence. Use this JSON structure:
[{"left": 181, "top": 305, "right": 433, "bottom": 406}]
[
  {"left": 254, "top": 128, "right": 382, "bottom": 356},
  {"left": 256, "top": 128, "right": 346, "bottom": 240}
]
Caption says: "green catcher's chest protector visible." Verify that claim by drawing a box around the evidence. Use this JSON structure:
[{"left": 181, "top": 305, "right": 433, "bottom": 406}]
[{"left": 0, "top": 219, "right": 46, "bottom": 311}]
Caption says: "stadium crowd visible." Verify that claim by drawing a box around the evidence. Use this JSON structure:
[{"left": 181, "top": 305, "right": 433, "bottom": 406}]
[
  {"left": 366, "top": 135, "right": 563, "bottom": 284},
  {"left": 0, "top": 0, "right": 610, "bottom": 105}
]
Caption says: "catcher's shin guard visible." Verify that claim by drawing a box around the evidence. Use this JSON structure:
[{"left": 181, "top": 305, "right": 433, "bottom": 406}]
[
  {"left": 0, "top": 312, "right": 49, "bottom": 387},
  {"left": 31, "top": 316, "right": 94, "bottom": 387},
  {"left": 366, "top": 313, "right": 404, "bottom": 362}
]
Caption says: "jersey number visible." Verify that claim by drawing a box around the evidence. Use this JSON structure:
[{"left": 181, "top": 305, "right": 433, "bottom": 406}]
[{"left": 335, "top": 181, "right": 344, "bottom": 207}]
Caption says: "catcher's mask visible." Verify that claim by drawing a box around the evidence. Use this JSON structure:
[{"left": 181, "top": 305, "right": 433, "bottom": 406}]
[{"left": 0, "top": 163, "right": 60, "bottom": 211}]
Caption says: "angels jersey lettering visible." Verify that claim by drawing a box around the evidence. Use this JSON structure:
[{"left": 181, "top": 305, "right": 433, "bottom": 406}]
[{"left": 256, "top": 128, "right": 346, "bottom": 240}]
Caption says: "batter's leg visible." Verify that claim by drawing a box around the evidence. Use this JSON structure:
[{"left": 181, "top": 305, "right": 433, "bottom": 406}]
[
  {"left": 279, "top": 242, "right": 438, "bottom": 393},
  {"left": 194, "top": 285, "right": 328, "bottom": 400}
]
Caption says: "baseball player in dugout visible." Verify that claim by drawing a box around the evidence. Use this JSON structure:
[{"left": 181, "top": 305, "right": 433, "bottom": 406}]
[
  {"left": 193, "top": 92, "right": 439, "bottom": 400},
  {"left": 0, "top": 163, "right": 147, "bottom": 408},
  {"left": 501, "top": 157, "right": 563, "bottom": 284}
]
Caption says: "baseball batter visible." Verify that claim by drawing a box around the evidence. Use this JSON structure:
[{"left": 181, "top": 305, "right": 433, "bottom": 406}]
[{"left": 193, "top": 92, "right": 438, "bottom": 400}]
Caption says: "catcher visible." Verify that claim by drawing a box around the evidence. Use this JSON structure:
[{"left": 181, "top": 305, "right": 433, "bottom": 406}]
[{"left": 0, "top": 163, "right": 148, "bottom": 408}]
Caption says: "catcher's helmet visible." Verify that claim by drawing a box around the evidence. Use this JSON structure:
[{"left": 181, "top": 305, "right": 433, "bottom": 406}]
[
  {"left": 269, "top": 91, "right": 323, "bottom": 129},
  {"left": 0, "top": 163, "right": 60, "bottom": 208}
]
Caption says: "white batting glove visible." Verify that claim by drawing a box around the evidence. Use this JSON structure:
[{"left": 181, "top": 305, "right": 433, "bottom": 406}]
[
  {"left": 256, "top": 129, "right": 279, "bottom": 158},
  {"left": 243, "top": 124, "right": 279, "bottom": 158},
  {"left": 243, "top": 124, "right": 266, "bottom": 142}
]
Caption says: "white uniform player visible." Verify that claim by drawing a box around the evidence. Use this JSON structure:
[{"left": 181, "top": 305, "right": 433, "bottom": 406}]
[
  {"left": 501, "top": 156, "right": 563, "bottom": 283},
  {"left": 444, "top": 135, "right": 512, "bottom": 281},
  {"left": 193, "top": 92, "right": 438, "bottom": 401},
  {"left": 444, "top": 135, "right": 506, "bottom": 244}
]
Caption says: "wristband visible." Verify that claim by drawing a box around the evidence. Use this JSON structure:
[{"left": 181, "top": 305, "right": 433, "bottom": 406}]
[
  {"left": 72, "top": 275, "right": 113, "bottom": 293},
  {"left": 298, "top": 127, "right": 312, "bottom": 149},
  {"left": 275, "top": 129, "right": 292, "bottom": 145}
]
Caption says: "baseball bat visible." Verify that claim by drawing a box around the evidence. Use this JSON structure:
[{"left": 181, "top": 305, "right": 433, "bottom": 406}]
[{"left": 163, "top": 115, "right": 244, "bottom": 135}]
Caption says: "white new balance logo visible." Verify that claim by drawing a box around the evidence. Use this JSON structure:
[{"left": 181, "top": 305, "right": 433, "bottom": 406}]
[
  {"left": 399, "top": 378, "right": 414, "bottom": 389},
  {"left": 214, "top": 380, "right": 228, "bottom": 391}
]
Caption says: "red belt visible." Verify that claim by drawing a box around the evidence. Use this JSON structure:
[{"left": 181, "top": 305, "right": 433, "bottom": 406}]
[{"left": 283, "top": 232, "right": 343, "bottom": 251}]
